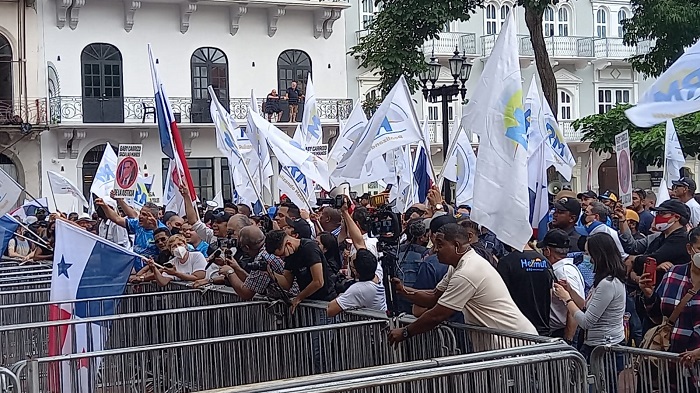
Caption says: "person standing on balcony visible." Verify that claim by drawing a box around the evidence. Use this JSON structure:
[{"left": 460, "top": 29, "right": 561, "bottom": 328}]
[
  {"left": 265, "top": 89, "right": 282, "bottom": 122},
  {"left": 284, "top": 81, "right": 302, "bottom": 122}
]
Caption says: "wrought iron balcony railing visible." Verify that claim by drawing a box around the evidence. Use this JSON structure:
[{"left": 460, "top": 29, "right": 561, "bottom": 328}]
[
  {"left": 0, "top": 98, "right": 50, "bottom": 126},
  {"left": 48, "top": 96, "right": 354, "bottom": 125}
]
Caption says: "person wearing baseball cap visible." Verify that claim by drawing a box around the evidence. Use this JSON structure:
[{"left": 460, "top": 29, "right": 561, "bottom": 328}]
[
  {"left": 551, "top": 197, "right": 582, "bottom": 252},
  {"left": 598, "top": 190, "right": 619, "bottom": 210},
  {"left": 671, "top": 177, "right": 700, "bottom": 227},
  {"left": 576, "top": 190, "right": 598, "bottom": 210},
  {"left": 624, "top": 210, "right": 645, "bottom": 240}
]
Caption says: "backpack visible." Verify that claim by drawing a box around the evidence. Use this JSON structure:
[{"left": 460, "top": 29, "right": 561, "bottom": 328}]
[{"left": 395, "top": 244, "right": 427, "bottom": 314}]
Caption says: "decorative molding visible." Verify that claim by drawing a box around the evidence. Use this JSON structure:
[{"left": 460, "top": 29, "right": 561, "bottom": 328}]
[
  {"left": 124, "top": 0, "right": 141, "bottom": 32},
  {"left": 229, "top": 4, "right": 247, "bottom": 36},
  {"left": 267, "top": 6, "right": 285, "bottom": 37},
  {"left": 555, "top": 68, "right": 584, "bottom": 84},
  {"left": 130, "top": 129, "right": 150, "bottom": 143},
  {"left": 323, "top": 9, "right": 342, "bottom": 39},
  {"left": 58, "top": 130, "right": 86, "bottom": 159},
  {"left": 313, "top": 9, "right": 331, "bottom": 39},
  {"left": 593, "top": 59, "right": 612, "bottom": 71},
  {"left": 180, "top": 1, "right": 198, "bottom": 34},
  {"left": 183, "top": 130, "right": 199, "bottom": 156},
  {"left": 55, "top": 0, "right": 72, "bottom": 29},
  {"left": 68, "top": 0, "right": 85, "bottom": 30}
]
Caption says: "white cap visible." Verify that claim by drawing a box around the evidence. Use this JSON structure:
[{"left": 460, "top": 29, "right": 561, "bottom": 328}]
[
  {"left": 25, "top": 216, "right": 38, "bottom": 225},
  {"left": 78, "top": 212, "right": 92, "bottom": 220},
  {"left": 206, "top": 200, "right": 218, "bottom": 208}
]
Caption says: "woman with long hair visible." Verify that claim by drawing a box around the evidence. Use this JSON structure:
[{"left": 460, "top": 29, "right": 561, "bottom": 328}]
[
  {"left": 553, "top": 232, "right": 626, "bottom": 363},
  {"left": 317, "top": 232, "right": 341, "bottom": 274}
]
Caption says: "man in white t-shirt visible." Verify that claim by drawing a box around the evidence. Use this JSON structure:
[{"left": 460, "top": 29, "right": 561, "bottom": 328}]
[
  {"left": 389, "top": 223, "right": 537, "bottom": 347},
  {"left": 537, "top": 229, "right": 585, "bottom": 344},
  {"left": 671, "top": 177, "right": 700, "bottom": 227},
  {"left": 328, "top": 199, "right": 387, "bottom": 316},
  {"left": 347, "top": 207, "right": 383, "bottom": 282}
]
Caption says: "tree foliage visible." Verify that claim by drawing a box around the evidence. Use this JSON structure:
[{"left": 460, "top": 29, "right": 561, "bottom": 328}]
[
  {"left": 349, "top": 0, "right": 560, "bottom": 116},
  {"left": 622, "top": 0, "right": 700, "bottom": 77},
  {"left": 573, "top": 105, "right": 700, "bottom": 167}
]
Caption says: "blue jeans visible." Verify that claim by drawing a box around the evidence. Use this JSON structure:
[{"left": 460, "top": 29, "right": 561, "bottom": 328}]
[{"left": 625, "top": 294, "right": 643, "bottom": 346}]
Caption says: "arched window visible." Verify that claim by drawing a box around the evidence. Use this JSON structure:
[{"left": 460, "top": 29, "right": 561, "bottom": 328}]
[
  {"left": 544, "top": 7, "right": 555, "bottom": 37},
  {"left": 500, "top": 4, "right": 511, "bottom": 27},
  {"left": 0, "top": 34, "right": 12, "bottom": 112},
  {"left": 485, "top": 4, "right": 497, "bottom": 35},
  {"left": 81, "top": 43, "right": 124, "bottom": 123},
  {"left": 277, "top": 50, "right": 312, "bottom": 94},
  {"left": 558, "top": 7, "right": 570, "bottom": 36},
  {"left": 47, "top": 62, "right": 60, "bottom": 98},
  {"left": 617, "top": 9, "right": 628, "bottom": 37},
  {"left": 559, "top": 90, "right": 573, "bottom": 120},
  {"left": 191, "top": 47, "right": 229, "bottom": 123},
  {"left": 0, "top": 153, "right": 18, "bottom": 183},
  {"left": 596, "top": 9, "right": 608, "bottom": 38},
  {"left": 82, "top": 144, "right": 118, "bottom": 199}
]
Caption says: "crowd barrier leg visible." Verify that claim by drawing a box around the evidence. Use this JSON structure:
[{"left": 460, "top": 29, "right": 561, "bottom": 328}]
[{"left": 0, "top": 367, "right": 20, "bottom": 393}]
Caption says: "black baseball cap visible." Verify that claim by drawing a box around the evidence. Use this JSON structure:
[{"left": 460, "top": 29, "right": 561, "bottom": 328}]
[
  {"left": 553, "top": 197, "right": 581, "bottom": 217},
  {"left": 287, "top": 217, "right": 312, "bottom": 239},
  {"left": 426, "top": 213, "right": 457, "bottom": 233},
  {"left": 536, "top": 229, "right": 570, "bottom": 249},
  {"left": 577, "top": 190, "right": 597, "bottom": 200},
  {"left": 213, "top": 212, "right": 232, "bottom": 224},
  {"left": 651, "top": 199, "right": 691, "bottom": 220},
  {"left": 672, "top": 177, "right": 697, "bottom": 191}
]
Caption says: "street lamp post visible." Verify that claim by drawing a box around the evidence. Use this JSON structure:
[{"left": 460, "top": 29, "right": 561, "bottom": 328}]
[{"left": 419, "top": 48, "right": 472, "bottom": 204}]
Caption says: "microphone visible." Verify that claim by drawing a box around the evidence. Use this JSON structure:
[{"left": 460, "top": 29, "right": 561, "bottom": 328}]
[{"left": 205, "top": 249, "right": 222, "bottom": 270}]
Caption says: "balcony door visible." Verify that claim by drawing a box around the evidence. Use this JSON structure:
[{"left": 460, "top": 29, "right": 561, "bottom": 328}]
[
  {"left": 81, "top": 44, "right": 124, "bottom": 123},
  {"left": 0, "top": 34, "right": 12, "bottom": 120},
  {"left": 191, "top": 47, "right": 229, "bottom": 123}
]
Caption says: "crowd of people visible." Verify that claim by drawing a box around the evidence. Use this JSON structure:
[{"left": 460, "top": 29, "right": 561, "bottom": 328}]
[{"left": 6, "top": 178, "right": 700, "bottom": 384}]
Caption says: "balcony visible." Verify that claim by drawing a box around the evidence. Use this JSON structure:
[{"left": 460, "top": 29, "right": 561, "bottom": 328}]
[
  {"left": 0, "top": 98, "right": 50, "bottom": 127},
  {"left": 48, "top": 96, "right": 353, "bottom": 125},
  {"left": 422, "top": 33, "right": 478, "bottom": 58},
  {"left": 560, "top": 121, "right": 584, "bottom": 142},
  {"left": 593, "top": 38, "right": 651, "bottom": 59},
  {"left": 482, "top": 35, "right": 594, "bottom": 59}
]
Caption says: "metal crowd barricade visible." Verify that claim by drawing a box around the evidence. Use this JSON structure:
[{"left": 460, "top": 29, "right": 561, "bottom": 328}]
[
  {"left": 207, "top": 350, "right": 589, "bottom": 393},
  {"left": 0, "top": 270, "right": 52, "bottom": 280},
  {"left": 214, "top": 341, "right": 575, "bottom": 393},
  {"left": 0, "top": 264, "right": 51, "bottom": 274},
  {"left": 0, "top": 302, "right": 276, "bottom": 366},
  {"left": 0, "top": 274, "right": 52, "bottom": 285},
  {"left": 0, "top": 288, "right": 50, "bottom": 306},
  {"left": 0, "top": 281, "right": 51, "bottom": 293},
  {"left": 13, "top": 320, "right": 391, "bottom": 393},
  {"left": 0, "top": 288, "right": 211, "bottom": 325},
  {"left": 590, "top": 344, "right": 700, "bottom": 393}
]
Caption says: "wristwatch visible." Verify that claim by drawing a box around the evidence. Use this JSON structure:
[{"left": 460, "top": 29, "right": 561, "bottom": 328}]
[
  {"left": 434, "top": 203, "right": 443, "bottom": 211},
  {"left": 565, "top": 298, "right": 574, "bottom": 305},
  {"left": 139, "top": 275, "right": 145, "bottom": 282},
  {"left": 226, "top": 269, "right": 235, "bottom": 277},
  {"left": 402, "top": 327, "right": 410, "bottom": 339}
]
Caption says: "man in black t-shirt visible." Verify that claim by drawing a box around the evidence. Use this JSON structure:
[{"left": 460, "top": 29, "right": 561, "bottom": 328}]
[
  {"left": 266, "top": 229, "right": 336, "bottom": 312},
  {"left": 285, "top": 81, "right": 302, "bottom": 122},
  {"left": 495, "top": 240, "right": 553, "bottom": 336}
]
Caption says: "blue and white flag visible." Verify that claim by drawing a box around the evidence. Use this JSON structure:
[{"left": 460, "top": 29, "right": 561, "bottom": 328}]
[
  {"left": 336, "top": 76, "right": 423, "bottom": 179},
  {"left": 626, "top": 40, "right": 700, "bottom": 127},
  {"left": 0, "top": 214, "right": 19, "bottom": 256},
  {"left": 461, "top": 10, "right": 531, "bottom": 250},
  {"left": 48, "top": 170, "right": 89, "bottom": 208},
  {"left": 299, "top": 74, "right": 323, "bottom": 147},
  {"left": 130, "top": 175, "right": 155, "bottom": 209},
  {"left": 249, "top": 111, "right": 331, "bottom": 191},
  {"left": 48, "top": 219, "right": 137, "bottom": 392},
  {"left": 657, "top": 120, "right": 686, "bottom": 205},
  {"left": 443, "top": 122, "right": 476, "bottom": 207},
  {"left": 246, "top": 90, "right": 273, "bottom": 195},
  {"left": 278, "top": 127, "right": 317, "bottom": 209},
  {"left": 89, "top": 144, "right": 117, "bottom": 202},
  {"left": 524, "top": 77, "right": 575, "bottom": 180},
  {"left": 0, "top": 167, "right": 22, "bottom": 217}
]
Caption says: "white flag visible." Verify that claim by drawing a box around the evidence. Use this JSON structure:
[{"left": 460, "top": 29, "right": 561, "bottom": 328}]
[
  {"left": 626, "top": 40, "right": 700, "bottom": 127},
  {"left": 278, "top": 166, "right": 315, "bottom": 210},
  {"left": 524, "top": 77, "right": 576, "bottom": 180},
  {"left": 657, "top": 120, "right": 686, "bottom": 205},
  {"left": 48, "top": 171, "right": 89, "bottom": 208},
  {"left": 336, "top": 76, "right": 423, "bottom": 179},
  {"left": 89, "top": 143, "right": 118, "bottom": 202},
  {"left": 163, "top": 159, "right": 185, "bottom": 216},
  {"left": 249, "top": 111, "right": 331, "bottom": 191},
  {"left": 443, "top": 122, "right": 476, "bottom": 207},
  {"left": 461, "top": 10, "right": 531, "bottom": 250},
  {"left": 0, "top": 168, "right": 22, "bottom": 216},
  {"left": 299, "top": 74, "right": 323, "bottom": 147},
  {"left": 387, "top": 147, "right": 416, "bottom": 213},
  {"left": 245, "top": 90, "right": 273, "bottom": 195}
]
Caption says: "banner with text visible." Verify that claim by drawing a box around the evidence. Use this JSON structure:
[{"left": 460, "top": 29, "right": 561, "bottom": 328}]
[{"left": 113, "top": 144, "right": 142, "bottom": 198}]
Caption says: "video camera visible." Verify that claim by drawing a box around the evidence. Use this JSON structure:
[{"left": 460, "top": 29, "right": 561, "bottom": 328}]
[{"left": 316, "top": 195, "right": 345, "bottom": 210}]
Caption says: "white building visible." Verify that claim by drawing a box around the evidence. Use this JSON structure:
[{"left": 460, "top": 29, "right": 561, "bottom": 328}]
[
  {"left": 344, "top": 0, "right": 687, "bottom": 195},
  {"left": 0, "top": 0, "right": 46, "bottom": 203},
  {"left": 3, "top": 0, "right": 354, "bottom": 211}
]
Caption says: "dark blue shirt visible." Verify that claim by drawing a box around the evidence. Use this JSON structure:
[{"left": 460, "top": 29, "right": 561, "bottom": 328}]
[
  {"left": 637, "top": 210, "right": 654, "bottom": 236},
  {"left": 413, "top": 253, "right": 464, "bottom": 323}
]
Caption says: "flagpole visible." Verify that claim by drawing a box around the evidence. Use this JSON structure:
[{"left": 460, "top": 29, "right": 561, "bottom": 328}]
[
  {"left": 4, "top": 214, "right": 53, "bottom": 249},
  {"left": 47, "top": 177, "right": 60, "bottom": 213},
  {"left": 436, "top": 119, "right": 463, "bottom": 189},
  {"left": 1, "top": 168, "right": 49, "bottom": 211}
]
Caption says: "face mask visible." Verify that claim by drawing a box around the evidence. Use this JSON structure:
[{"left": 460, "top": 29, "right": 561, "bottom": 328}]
[
  {"left": 693, "top": 253, "right": 700, "bottom": 269},
  {"left": 171, "top": 246, "right": 187, "bottom": 259},
  {"left": 170, "top": 227, "right": 180, "bottom": 235},
  {"left": 582, "top": 254, "right": 592, "bottom": 265},
  {"left": 653, "top": 215, "right": 675, "bottom": 232}
]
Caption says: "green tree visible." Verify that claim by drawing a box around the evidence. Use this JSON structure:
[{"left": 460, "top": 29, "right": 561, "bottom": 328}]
[
  {"left": 350, "top": 0, "right": 560, "bottom": 117},
  {"left": 622, "top": 0, "right": 700, "bottom": 77},
  {"left": 572, "top": 105, "right": 700, "bottom": 168}
]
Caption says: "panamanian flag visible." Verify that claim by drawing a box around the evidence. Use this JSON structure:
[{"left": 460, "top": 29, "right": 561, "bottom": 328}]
[
  {"left": 0, "top": 214, "right": 20, "bottom": 256},
  {"left": 48, "top": 220, "right": 138, "bottom": 392}
]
